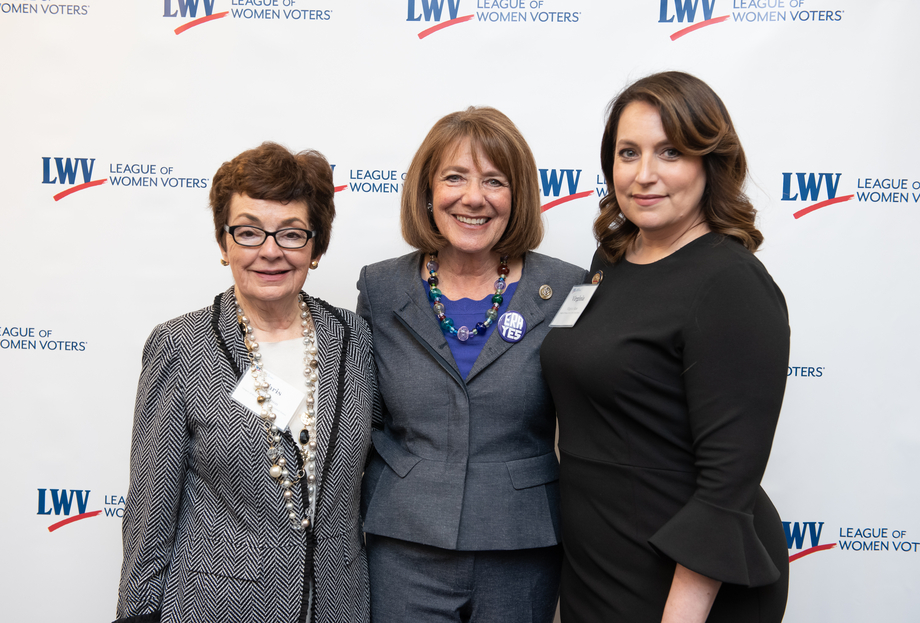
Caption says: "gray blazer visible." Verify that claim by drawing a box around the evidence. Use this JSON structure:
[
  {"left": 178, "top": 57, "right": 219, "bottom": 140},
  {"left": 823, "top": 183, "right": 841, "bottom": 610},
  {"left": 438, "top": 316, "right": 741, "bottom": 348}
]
[
  {"left": 116, "top": 288, "right": 374, "bottom": 623},
  {"left": 357, "top": 251, "right": 586, "bottom": 550}
]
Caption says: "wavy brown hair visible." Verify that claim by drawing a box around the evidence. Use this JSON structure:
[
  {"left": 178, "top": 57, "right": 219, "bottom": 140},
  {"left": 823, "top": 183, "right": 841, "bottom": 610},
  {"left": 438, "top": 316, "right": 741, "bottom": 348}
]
[
  {"left": 210, "top": 142, "right": 335, "bottom": 261},
  {"left": 402, "top": 106, "right": 543, "bottom": 259},
  {"left": 595, "top": 71, "right": 762, "bottom": 262}
]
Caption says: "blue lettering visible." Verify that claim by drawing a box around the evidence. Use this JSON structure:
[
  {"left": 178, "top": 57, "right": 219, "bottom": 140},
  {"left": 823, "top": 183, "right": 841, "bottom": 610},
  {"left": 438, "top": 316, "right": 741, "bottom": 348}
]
[
  {"left": 164, "top": 0, "right": 215, "bottom": 18},
  {"left": 539, "top": 169, "right": 581, "bottom": 197},
  {"left": 781, "top": 172, "right": 840, "bottom": 202},
  {"left": 893, "top": 541, "right": 920, "bottom": 552},
  {"left": 660, "top": 0, "right": 715, "bottom": 23},
  {"left": 42, "top": 157, "right": 95, "bottom": 185},
  {"left": 37, "top": 488, "right": 53, "bottom": 515},
  {"left": 795, "top": 173, "right": 822, "bottom": 201},
  {"left": 49, "top": 489, "right": 90, "bottom": 516},
  {"left": 731, "top": 10, "right": 786, "bottom": 21},
  {"left": 564, "top": 169, "right": 581, "bottom": 195},
  {"left": 56, "top": 157, "right": 79, "bottom": 184},
  {"left": 109, "top": 176, "right": 158, "bottom": 187},
  {"left": 476, "top": 10, "right": 525, "bottom": 21},
  {"left": 822, "top": 172, "right": 840, "bottom": 199},
  {"left": 808, "top": 521, "right": 824, "bottom": 545},
  {"left": 856, "top": 191, "right": 909, "bottom": 203},
  {"left": 407, "top": 0, "right": 460, "bottom": 22},
  {"left": 42, "top": 157, "right": 56, "bottom": 184},
  {"left": 784, "top": 521, "right": 823, "bottom": 549},
  {"left": 348, "top": 182, "right": 400, "bottom": 193},
  {"left": 783, "top": 521, "right": 806, "bottom": 548},
  {"left": 839, "top": 540, "right": 888, "bottom": 551}
]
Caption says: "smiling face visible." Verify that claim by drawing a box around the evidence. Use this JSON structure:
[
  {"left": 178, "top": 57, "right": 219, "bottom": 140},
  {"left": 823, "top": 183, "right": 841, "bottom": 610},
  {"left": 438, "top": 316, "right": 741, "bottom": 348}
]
[
  {"left": 430, "top": 138, "right": 512, "bottom": 262},
  {"left": 613, "top": 100, "right": 707, "bottom": 241},
  {"left": 220, "top": 193, "right": 314, "bottom": 312}
]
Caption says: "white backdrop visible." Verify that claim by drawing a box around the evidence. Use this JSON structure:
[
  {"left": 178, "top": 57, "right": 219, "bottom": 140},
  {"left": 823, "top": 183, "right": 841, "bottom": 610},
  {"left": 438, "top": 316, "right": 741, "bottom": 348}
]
[{"left": 2, "top": 1, "right": 918, "bottom": 620}]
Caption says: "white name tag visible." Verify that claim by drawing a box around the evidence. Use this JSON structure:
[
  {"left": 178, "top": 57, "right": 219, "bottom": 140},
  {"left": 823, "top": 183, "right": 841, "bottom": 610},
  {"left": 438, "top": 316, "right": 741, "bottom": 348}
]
[
  {"left": 548, "top": 284, "right": 599, "bottom": 328},
  {"left": 231, "top": 367, "right": 305, "bottom": 429}
]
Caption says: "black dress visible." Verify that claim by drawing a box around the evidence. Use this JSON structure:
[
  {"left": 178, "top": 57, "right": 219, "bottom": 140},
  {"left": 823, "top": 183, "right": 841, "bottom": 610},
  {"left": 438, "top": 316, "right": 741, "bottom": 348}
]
[{"left": 541, "top": 233, "right": 789, "bottom": 622}]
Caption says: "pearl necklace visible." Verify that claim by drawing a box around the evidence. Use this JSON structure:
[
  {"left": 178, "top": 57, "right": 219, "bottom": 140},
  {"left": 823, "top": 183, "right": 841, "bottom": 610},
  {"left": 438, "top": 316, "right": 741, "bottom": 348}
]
[
  {"left": 426, "top": 253, "right": 509, "bottom": 342},
  {"left": 237, "top": 294, "right": 319, "bottom": 531}
]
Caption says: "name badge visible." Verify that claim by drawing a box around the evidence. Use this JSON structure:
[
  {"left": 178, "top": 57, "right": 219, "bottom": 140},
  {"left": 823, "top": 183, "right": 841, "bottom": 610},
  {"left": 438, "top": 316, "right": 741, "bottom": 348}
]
[
  {"left": 548, "top": 285, "right": 599, "bottom": 328},
  {"left": 231, "top": 368, "right": 305, "bottom": 428}
]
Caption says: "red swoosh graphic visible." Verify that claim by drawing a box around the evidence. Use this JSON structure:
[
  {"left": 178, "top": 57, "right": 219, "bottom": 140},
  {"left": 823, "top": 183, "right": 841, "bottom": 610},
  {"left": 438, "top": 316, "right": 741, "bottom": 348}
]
[
  {"left": 53, "top": 179, "right": 107, "bottom": 202},
  {"left": 48, "top": 510, "right": 103, "bottom": 532},
  {"left": 175, "top": 11, "right": 229, "bottom": 35},
  {"left": 793, "top": 194, "right": 855, "bottom": 219},
  {"left": 541, "top": 190, "right": 595, "bottom": 213},
  {"left": 670, "top": 15, "right": 730, "bottom": 40},
  {"left": 789, "top": 542, "right": 837, "bottom": 562},
  {"left": 334, "top": 185, "right": 346, "bottom": 193},
  {"left": 418, "top": 14, "right": 475, "bottom": 39}
]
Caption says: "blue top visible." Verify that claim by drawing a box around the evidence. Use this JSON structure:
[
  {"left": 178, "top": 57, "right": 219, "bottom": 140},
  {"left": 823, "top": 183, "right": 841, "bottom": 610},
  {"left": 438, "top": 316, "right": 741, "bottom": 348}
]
[{"left": 427, "top": 281, "right": 520, "bottom": 379}]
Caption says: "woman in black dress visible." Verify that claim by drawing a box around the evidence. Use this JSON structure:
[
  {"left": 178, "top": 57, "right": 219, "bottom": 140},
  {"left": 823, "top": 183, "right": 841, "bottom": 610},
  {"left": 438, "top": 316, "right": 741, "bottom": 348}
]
[{"left": 541, "top": 72, "right": 790, "bottom": 622}]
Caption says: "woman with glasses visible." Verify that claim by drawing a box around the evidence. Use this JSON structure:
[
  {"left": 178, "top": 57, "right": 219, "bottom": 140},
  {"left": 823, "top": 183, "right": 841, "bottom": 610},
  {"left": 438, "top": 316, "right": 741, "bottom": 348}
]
[
  {"left": 115, "top": 142, "right": 376, "bottom": 623},
  {"left": 357, "top": 107, "right": 586, "bottom": 622}
]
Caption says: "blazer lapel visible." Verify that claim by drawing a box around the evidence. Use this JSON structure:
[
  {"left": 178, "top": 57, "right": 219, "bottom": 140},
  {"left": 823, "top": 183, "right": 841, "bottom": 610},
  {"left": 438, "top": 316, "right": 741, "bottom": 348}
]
[
  {"left": 466, "top": 253, "right": 546, "bottom": 382},
  {"left": 392, "top": 254, "right": 464, "bottom": 385},
  {"left": 216, "top": 288, "right": 266, "bottom": 440},
  {"left": 305, "top": 294, "right": 344, "bottom": 479},
  {"left": 217, "top": 287, "right": 251, "bottom": 379}
]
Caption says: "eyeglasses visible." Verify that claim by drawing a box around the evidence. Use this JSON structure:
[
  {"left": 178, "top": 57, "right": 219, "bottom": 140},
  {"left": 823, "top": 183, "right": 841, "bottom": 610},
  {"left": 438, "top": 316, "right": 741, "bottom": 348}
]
[{"left": 224, "top": 224, "right": 317, "bottom": 249}]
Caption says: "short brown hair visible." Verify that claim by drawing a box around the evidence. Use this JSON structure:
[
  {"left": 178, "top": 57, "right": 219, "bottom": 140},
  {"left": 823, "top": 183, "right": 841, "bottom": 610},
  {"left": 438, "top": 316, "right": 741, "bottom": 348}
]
[
  {"left": 596, "top": 71, "right": 762, "bottom": 262},
  {"left": 210, "top": 142, "right": 335, "bottom": 260},
  {"left": 401, "top": 107, "right": 543, "bottom": 258}
]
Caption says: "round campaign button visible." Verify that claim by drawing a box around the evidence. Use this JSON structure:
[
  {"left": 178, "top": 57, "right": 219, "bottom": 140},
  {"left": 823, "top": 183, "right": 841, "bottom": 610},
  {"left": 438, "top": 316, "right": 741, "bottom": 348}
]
[{"left": 496, "top": 311, "right": 526, "bottom": 343}]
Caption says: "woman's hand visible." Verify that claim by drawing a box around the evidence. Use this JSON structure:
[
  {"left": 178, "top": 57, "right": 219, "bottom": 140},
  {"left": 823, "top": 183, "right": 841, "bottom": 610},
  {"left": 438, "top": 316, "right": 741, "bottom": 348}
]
[{"left": 661, "top": 563, "right": 722, "bottom": 623}]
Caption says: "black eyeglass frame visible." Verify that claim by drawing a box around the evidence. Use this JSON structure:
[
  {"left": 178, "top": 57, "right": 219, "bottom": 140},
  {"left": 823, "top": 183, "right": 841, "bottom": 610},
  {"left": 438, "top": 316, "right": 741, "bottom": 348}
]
[{"left": 224, "top": 224, "right": 318, "bottom": 249}]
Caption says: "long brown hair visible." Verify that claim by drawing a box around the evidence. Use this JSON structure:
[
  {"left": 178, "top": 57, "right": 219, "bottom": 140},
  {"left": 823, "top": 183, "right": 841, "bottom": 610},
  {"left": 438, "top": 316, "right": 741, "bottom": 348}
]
[{"left": 595, "top": 71, "right": 762, "bottom": 262}]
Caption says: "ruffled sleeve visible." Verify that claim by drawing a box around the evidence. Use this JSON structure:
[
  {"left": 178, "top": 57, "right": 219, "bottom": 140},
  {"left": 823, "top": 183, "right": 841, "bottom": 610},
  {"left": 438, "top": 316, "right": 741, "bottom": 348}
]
[
  {"left": 649, "top": 496, "right": 779, "bottom": 586},
  {"left": 649, "top": 255, "right": 789, "bottom": 587}
]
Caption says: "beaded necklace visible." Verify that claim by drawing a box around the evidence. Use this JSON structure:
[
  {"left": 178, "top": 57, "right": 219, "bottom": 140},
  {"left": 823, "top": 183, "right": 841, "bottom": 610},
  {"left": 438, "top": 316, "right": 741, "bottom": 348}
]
[
  {"left": 237, "top": 293, "right": 319, "bottom": 531},
  {"left": 426, "top": 253, "right": 509, "bottom": 342}
]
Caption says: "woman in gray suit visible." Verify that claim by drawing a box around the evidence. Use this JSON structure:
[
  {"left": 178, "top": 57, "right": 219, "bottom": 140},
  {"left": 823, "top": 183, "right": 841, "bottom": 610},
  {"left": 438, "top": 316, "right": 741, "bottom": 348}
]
[
  {"left": 115, "top": 142, "right": 376, "bottom": 623},
  {"left": 358, "top": 107, "right": 586, "bottom": 622}
]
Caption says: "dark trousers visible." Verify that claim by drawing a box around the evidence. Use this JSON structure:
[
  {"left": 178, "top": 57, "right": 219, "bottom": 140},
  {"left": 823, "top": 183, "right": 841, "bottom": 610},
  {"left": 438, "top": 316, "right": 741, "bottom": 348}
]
[{"left": 367, "top": 533, "right": 561, "bottom": 623}]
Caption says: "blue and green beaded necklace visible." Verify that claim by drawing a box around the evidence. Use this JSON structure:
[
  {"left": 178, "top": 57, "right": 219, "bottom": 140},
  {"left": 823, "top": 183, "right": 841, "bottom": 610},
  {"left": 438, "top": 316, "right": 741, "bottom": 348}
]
[{"left": 426, "top": 253, "right": 509, "bottom": 342}]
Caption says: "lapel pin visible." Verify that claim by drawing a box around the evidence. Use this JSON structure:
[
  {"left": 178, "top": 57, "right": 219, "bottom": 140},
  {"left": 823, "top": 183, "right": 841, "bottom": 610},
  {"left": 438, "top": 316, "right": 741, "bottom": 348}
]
[
  {"left": 591, "top": 270, "right": 604, "bottom": 285},
  {"left": 497, "top": 311, "right": 526, "bottom": 343},
  {"left": 539, "top": 285, "right": 552, "bottom": 300}
]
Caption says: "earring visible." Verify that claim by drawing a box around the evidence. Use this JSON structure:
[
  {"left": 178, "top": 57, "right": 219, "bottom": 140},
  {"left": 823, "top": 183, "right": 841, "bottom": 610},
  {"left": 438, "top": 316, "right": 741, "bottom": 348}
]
[
  {"left": 220, "top": 259, "right": 229, "bottom": 266},
  {"left": 427, "top": 201, "right": 433, "bottom": 214},
  {"left": 310, "top": 260, "right": 319, "bottom": 269}
]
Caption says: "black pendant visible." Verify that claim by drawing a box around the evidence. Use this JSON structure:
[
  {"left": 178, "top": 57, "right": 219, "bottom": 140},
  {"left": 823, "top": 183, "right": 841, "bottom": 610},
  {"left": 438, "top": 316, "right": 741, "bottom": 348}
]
[{"left": 300, "top": 429, "right": 310, "bottom": 445}]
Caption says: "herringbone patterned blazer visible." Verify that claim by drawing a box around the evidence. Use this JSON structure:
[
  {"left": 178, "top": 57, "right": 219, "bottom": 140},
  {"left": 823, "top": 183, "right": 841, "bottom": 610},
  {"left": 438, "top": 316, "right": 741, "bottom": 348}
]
[{"left": 116, "top": 288, "right": 374, "bottom": 623}]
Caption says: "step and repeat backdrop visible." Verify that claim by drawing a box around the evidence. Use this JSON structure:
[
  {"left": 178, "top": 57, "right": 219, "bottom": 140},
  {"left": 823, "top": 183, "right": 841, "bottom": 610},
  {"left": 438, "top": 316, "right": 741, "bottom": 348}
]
[{"left": 1, "top": 1, "right": 918, "bottom": 620}]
